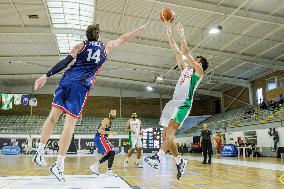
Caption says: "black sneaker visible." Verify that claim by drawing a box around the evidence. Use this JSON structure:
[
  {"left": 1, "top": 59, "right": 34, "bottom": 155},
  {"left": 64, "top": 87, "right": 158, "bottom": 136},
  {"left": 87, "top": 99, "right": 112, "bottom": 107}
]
[
  {"left": 208, "top": 160, "right": 211, "bottom": 164},
  {"left": 144, "top": 154, "right": 160, "bottom": 169},
  {"left": 176, "top": 158, "right": 189, "bottom": 180},
  {"left": 201, "top": 161, "right": 207, "bottom": 164}
]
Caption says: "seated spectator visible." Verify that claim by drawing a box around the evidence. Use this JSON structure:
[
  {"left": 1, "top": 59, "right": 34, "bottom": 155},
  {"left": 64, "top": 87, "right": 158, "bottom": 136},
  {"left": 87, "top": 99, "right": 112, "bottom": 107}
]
[
  {"left": 260, "top": 100, "right": 267, "bottom": 110},
  {"left": 279, "top": 95, "right": 284, "bottom": 105}
]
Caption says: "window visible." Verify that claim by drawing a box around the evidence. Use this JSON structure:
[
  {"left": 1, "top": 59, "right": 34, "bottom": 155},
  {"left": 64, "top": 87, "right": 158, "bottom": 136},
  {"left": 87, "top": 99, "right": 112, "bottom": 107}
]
[
  {"left": 256, "top": 88, "right": 263, "bottom": 104},
  {"left": 277, "top": 77, "right": 284, "bottom": 88},
  {"left": 266, "top": 77, "right": 276, "bottom": 91},
  {"left": 47, "top": 0, "right": 94, "bottom": 53}
]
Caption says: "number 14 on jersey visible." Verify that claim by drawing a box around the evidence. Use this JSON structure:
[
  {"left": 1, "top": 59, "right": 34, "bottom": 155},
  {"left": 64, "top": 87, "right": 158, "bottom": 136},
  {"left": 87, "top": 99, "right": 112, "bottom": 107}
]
[{"left": 87, "top": 49, "right": 101, "bottom": 63}]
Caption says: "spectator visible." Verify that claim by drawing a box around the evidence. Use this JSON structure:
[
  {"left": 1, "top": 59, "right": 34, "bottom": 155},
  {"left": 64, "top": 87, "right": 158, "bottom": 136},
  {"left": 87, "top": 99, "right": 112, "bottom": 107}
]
[
  {"left": 260, "top": 100, "right": 267, "bottom": 110},
  {"left": 246, "top": 142, "right": 253, "bottom": 157},
  {"left": 215, "top": 133, "right": 222, "bottom": 154},
  {"left": 21, "top": 142, "right": 27, "bottom": 154},
  {"left": 26, "top": 135, "right": 33, "bottom": 155},
  {"left": 272, "top": 128, "right": 279, "bottom": 152},
  {"left": 279, "top": 95, "right": 284, "bottom": 105},
  {"left": 268, "top": 128, "right": 274, "bottom": 150}
]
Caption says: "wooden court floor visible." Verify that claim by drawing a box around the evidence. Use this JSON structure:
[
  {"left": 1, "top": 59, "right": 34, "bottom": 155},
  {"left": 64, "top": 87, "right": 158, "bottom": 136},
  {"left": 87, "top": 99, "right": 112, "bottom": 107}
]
[{"left": 0, "top": 153, "right": 284, "bottom": 189}]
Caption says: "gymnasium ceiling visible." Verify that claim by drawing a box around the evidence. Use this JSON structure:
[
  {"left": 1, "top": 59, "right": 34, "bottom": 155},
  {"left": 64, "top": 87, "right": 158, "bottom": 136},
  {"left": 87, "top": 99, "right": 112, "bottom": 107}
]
[{"left": 0, "top": 0, "right": 284, "bottom": 98}]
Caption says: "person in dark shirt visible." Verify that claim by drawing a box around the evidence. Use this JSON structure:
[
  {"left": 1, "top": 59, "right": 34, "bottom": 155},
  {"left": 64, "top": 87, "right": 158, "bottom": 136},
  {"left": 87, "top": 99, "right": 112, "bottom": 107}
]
[
  {"left": 200, "top": 123, "right": 213, "bottom": 164},
  {"left": 272, "top": 128, "right": 279, "bottom": 151}
]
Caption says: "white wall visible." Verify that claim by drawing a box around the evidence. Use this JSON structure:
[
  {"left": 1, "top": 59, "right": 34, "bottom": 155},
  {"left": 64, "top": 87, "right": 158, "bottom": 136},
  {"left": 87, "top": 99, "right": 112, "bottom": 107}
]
[
  {"left": 256, "top": 127, "right": 284, "bottom": 147},
  {"left": 176, "top": 137, "right": 193, "bottom": 145},
  {"left": 225, "top": 131, "right": 244, "bottom": 144}
]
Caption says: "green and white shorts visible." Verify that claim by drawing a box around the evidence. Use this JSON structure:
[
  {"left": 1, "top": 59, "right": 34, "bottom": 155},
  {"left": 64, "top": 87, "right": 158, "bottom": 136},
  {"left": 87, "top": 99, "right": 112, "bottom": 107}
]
[
  {"left": 159, "top": 98, "right": 192, "bottom": 128},
  {"left": 129, "top": 133, "right": 143, "bottom": 149}
]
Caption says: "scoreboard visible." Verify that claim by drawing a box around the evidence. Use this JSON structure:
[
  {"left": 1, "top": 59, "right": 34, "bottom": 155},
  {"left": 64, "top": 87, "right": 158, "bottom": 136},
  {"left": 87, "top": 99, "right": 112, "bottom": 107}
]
[{"left": 142, "top": 128, "right": 163, "bottom": 153}]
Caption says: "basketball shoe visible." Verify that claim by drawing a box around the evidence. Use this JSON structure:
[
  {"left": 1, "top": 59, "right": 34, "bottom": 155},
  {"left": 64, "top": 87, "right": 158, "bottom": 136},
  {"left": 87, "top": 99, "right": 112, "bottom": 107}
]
[
  {"left": 32, "top": 152, "right": 47, "bottom": 167},
  {"left": 50, "top": 163, "right": 65, "bottom": 182},
  {"left": 90, "top": 163, "right": 100, "bottom": 176},
  {"left": 176, "top": 158, "right": 188, "bottom": 180},
  {"left": 144, "top": 154, "right": 160, "bottom": 169}
]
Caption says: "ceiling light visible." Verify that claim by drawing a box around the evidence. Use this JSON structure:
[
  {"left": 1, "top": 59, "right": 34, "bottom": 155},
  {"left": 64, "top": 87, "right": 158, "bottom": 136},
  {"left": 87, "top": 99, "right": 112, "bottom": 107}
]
[
  {"left": 209, "top": 25, "right": 222, "bottom": 34},
  {"left": 156, "top": 76, "right": 164, "bottom": 81},
  {"left": 146, "top": 86, "right": 153, "bottom": 91}
]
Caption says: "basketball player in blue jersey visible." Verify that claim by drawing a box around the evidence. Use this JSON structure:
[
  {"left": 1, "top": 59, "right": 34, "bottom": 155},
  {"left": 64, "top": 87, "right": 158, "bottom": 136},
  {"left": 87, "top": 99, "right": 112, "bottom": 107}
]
[
  {"left": 90, "top": 109, "right": 117, "bottom": 177},
  {"left": 32, "top": 23, "right": 148, "bottom": 182}
]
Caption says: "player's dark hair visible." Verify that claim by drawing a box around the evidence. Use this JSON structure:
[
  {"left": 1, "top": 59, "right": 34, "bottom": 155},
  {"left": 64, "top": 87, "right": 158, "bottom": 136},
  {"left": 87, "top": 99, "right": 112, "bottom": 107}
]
[
  {"left": 86, "top": 24, "right": 100, "bottom": 41},
  {"left": 131, "top": 111, "right": 136, "bottom": 114},
  {"left": 196, "top": 56, "right": 209, "bottom": 71}
]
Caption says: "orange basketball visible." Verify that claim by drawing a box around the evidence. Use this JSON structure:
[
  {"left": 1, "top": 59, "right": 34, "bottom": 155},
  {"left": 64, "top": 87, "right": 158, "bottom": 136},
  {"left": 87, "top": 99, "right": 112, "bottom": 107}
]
[{"left": 160, "top": 8, "right": 175, "bottom": 23}]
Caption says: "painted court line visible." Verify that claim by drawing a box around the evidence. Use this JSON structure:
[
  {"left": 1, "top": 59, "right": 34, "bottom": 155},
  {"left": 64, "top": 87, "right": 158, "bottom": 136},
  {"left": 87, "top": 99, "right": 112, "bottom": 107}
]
[{"left": 185, "top": 156, "right": 284, "bottom": 171}]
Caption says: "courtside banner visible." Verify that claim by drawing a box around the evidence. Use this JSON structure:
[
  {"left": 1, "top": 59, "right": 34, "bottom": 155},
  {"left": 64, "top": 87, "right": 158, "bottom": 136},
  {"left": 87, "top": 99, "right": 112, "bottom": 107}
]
[
  {"left": 221, "top": 144, "right": 238, "bottom": 157},
  {"left": 2, "top": 146, "right": 21, "bottom": 155}
]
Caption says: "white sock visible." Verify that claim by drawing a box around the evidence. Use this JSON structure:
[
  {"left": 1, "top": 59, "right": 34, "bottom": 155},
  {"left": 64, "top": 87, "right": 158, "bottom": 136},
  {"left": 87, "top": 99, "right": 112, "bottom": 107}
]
[
  {"left": 174, "top": 155, "right": 182, "bottom": 165},
  {"left": 56, "top": 155, "right": 65, "bottom": 168},
  {"left": 37, "top": 143, "right": 45, "bottom": 155},
  {"left": 157, "top": 150, "right": 165, "bottom": 160}
]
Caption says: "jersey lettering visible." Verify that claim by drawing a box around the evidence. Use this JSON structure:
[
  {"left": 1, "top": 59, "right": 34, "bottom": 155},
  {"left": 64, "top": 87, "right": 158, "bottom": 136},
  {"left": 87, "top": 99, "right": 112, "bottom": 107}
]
[{"left": 87, "top": 49, "right": 101, "bottom": 63}]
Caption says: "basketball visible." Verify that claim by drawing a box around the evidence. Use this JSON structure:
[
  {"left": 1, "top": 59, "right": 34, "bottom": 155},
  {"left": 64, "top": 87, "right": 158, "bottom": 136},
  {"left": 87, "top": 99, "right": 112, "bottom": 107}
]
[{"left": 160, "top": 8, "right": 175, "bottom": 23}]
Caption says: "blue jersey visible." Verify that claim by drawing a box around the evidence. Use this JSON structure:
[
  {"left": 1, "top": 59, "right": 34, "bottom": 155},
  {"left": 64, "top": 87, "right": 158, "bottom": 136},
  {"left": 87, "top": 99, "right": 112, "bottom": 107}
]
[
  {"left": 60, "top": 41, "right": 107, "bottom": 88},
  {"left": 94, "top": 118, "right": 113, "bottom": 155},
  {"left": 95, "top": 118, "right": 112, "bottom": 139}
]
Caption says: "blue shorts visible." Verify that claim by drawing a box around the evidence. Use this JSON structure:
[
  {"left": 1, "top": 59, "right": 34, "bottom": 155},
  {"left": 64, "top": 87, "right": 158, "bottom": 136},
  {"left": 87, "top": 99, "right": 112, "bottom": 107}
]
[
  {"left": 52, "top": 82, "right": 89, "bottom": 118},
  {"left": 94, "top": 135, "right": 113, "bottom": 155}
]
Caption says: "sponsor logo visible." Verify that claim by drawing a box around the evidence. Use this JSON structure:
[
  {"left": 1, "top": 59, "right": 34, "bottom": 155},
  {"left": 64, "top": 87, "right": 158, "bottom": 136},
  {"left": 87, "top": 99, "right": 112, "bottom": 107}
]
[{"left": 279, "top": 174, "right": 284, "bottom": 184}]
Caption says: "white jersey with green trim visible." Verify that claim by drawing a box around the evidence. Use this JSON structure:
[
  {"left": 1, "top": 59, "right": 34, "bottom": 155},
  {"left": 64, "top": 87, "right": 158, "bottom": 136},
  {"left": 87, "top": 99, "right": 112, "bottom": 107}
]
[
  {"left": 129, "top": 119, "right": 141, "bottom": 136},
  {"left": 173, "top": 66, "right": 194, "bottom": 100}
]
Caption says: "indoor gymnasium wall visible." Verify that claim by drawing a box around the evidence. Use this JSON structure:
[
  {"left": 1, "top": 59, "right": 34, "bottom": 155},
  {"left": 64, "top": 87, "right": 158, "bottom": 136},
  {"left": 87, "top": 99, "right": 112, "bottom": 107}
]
[
  {"left": 223, "top": 71, "right": 284, "bottom": 111},
  {"left": 252, "top": 71, "right": 284, "bottom": 101},
  {"left": 266, "top": 87, "right": 284, "bottom": 100},
  {"left": 0, "top": 94, "right": 217, "bottom": 117}
]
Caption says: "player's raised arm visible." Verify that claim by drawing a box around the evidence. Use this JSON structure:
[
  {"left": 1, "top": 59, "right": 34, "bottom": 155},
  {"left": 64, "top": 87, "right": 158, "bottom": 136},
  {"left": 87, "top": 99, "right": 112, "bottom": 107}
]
[
  {"left": 105, "top": 23, "right": 148, "bottom": 52},
  {"left": 176, "top": 23, "right": 203, "bottom": 76},
  {"left": 166, "top": 24, "right": 186, "bottom": 71},
  {"left": 34, "top": 42, "right": 84, "bottom": 90}
]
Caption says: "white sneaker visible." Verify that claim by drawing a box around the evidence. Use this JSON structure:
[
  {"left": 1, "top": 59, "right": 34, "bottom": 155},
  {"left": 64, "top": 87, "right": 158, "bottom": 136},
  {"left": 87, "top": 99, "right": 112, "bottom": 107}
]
[
  {"left": 32, "top": 152, "right": 47, "bottom": 167},
  {"left": 135, "top": 161, "right": 143, "bottom": 168},
  {"left": 49, "top": 163, "right": 65, "bottom": 182},
  {"left": 144, "top": 154, "right": 160, "bottom": 169},
  {"left": 124, "top": 160, "right": 128, "bottom": 168},
  {"left": 105, "top": 170, "right": 117, "bottom": 177},
  {"left": 176, "top": 159, "right": 188, "bottom": 180},
  {"left": 90, "top": 163, "right": 100, "bottom": 176}
]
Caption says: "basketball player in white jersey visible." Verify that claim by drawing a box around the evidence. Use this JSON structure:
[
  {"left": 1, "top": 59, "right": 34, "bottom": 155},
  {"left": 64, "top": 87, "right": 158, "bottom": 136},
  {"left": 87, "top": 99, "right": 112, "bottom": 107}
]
[
  {"left": 26, "top": 135, "right": 33, "bottom": 155},
  {"left": 145, "top": 23, "right": 209, "bottom": 180},
  {"left": 124, "top": 112, "right": 143, "bottom": 168}
]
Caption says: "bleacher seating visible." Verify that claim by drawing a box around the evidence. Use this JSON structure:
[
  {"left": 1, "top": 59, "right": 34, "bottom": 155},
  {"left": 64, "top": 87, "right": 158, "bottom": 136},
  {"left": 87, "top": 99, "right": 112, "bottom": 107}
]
[
  {"left": 0, "top": 116, "right": 160, "bottom": 135},
  {"left": 177, "top": 106, "right": 284, "bottom": 136}
]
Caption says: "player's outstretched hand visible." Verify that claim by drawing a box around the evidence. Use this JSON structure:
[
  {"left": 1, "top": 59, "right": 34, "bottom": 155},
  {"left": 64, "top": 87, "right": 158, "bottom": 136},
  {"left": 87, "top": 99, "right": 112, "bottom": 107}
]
[
  {"left": 34, "top": 74, "right": 47, "bottom": 90},
  {"left": 176, "top": 22, "right": 185, "bottom": 37}
]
